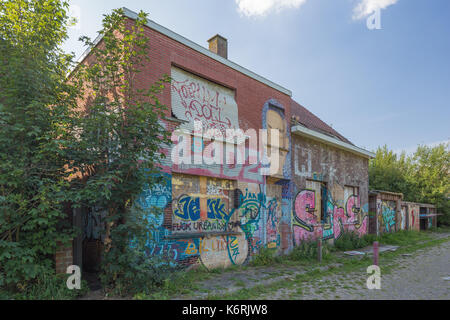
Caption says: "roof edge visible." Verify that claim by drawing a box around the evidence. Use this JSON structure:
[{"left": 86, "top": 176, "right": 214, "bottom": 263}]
[
  {"left": 76, "top": 7, "right": 292, "bottom": 97},
  {"left": 292, "top": 125, "right": 375, "bottom": 159}
]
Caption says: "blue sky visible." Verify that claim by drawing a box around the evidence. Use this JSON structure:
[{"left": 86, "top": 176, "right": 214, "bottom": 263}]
[{"left": 63, "top": 0, "right": 450, "bottom": 153}]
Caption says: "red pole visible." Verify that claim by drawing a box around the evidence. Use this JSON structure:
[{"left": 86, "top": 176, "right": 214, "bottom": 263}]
[{"left": 373, "top": 241, "right": 379, "bottom": 266}]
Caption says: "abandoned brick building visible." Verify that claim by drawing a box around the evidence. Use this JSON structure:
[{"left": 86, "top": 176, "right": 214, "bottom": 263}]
[{"left": 58, "top": 7, "right": 380, "bottom": 274}]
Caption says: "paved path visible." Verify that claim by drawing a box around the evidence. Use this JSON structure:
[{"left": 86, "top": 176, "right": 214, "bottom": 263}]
[{"left": 273, "top": 237, "right": 450, "bottom": 300}]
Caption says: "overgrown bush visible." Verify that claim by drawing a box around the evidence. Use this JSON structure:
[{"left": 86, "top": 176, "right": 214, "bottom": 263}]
[
  {"left": 0, "top": 0, "right": 78, "bottom": 296},
  {"left": 288, "top": 240, "right": 332, "bottom": 261},
  {"left": 65, "top": 8, "right": 173, "bottom": 296},
  {"left": 99, "top": 206, "right": 179, "bottom": 296}
]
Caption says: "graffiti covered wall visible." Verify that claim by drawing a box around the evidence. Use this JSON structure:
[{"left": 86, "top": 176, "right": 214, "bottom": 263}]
[
  {"left": 171, "top": 66, "right": 240, "bottom": 136},
  {"left": 378, "top": 200, "right": 397, "bottom": 234},
  {"left": 135, "top": 66, "right": 294, "bottom": 269},
  {"left": 292, "top": 136, "right": 370, "bottom": 244}
]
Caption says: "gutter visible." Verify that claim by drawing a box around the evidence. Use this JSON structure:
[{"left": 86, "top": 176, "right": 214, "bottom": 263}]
[{"left": 291, "top": 124, "right": 375, "bottom": 159}]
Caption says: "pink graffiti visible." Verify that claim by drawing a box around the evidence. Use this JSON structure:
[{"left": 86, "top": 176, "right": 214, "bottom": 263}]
[
  {"left": 346, "top": 195, "right": 360, "bottom": 223},
  {"left": 293, "top": 190, "right": 320, "bottom": 244},
  {"left": 344, "top": 195, "right": 367, "bottom": 237}
]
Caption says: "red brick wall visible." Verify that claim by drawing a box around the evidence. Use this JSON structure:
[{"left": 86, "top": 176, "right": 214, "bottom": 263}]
[
  {"left": 127, "top": 18, "right": 292, "bottom": 131},
  {"left": 55, "top": 241, "right": 73, "bottom": 274}
]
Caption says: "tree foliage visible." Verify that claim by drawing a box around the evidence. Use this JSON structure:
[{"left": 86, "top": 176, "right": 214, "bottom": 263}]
[
  {"left": 66, "top": 8, "right": 172, "bottom": 295},
  {"left": 0, "top": 1, "right": 172, "bottom": 297},
  {"left": 0, "top": 0, "right": 76, "bottom": 292},
  {"left": 369, "top": 143, "right": 450, "bottom": 225}
]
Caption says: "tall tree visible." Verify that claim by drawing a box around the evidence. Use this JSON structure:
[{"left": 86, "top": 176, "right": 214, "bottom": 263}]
[
  {"left": 67, "top": 9, "right": 172, "bottom": 295},
  {"left": 0, "top": 0, "right": 76, "bottom": 291},
  {"left": 409, "top": 143, "right": 450, "bottom": 224},
  {"left": 369, "top": 145, "right": 412, "bottom": 195}
]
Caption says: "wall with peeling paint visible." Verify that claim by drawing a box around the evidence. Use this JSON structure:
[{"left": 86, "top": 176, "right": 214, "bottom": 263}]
[{"left": 291, "top": 135, "right": 370, "bottom": 244}]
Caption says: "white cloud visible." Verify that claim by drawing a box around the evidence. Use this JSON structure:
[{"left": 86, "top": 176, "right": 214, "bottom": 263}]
[
  {"left": 235, "top": 0, "right": 307, "bottom": 17},
  {"left": 353, "top": 0, "right": 398, "bottom": 20}
]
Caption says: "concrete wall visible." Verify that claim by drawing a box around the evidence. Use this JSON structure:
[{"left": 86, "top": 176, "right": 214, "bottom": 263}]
[{"left": 291, "top": 136, "right": 370, "bottom": 244}]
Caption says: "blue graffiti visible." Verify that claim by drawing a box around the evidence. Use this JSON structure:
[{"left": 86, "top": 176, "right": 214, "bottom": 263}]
[
  {"left": 381, "top": 202, "right": 396, "bottom": 232},
  {"left": 174, "top": 195, "right": 232, "bottom": 222}
]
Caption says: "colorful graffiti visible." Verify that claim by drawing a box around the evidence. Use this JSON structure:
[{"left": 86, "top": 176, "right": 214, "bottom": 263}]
[
  {"left": 293, "top": 186, "right": 368, "bottom": 245},
  {"left": 324, "top": 194, "right": 345, "bottom": 241},
  {"left": 234, "top": 186, "right": 265, "bottom": 253},
  {"left": 138, "top": 172, "right": 283, "bottom": 269},
  {"left": 293, "top": 189, "right": 319, "bottom": 243},
  {"left": 173, "top": 196, "right": 231, "bottom": 222},
  {"left": 344, "top": 194, "right": 368, "bottom": 237},
  {"left": 380, "top": 201, "right": 396, "bottom": 233}
]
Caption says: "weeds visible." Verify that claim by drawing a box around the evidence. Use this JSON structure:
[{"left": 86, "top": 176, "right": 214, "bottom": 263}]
[
  {"left": 333, "top": 231, "right": 372, "bottom": 251},
  {"left": 287, "top": 240, "right": 332, "bottom": 262},
  {"left": 249, "top": 247, "right": 279, "bottom": 267},
  {"left": 1, "top": 273, "right": 89, "bottom": 300}
]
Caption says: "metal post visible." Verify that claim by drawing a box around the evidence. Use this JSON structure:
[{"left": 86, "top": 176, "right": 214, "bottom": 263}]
[
  {"left": 318, "top": 239, "right": 323, "bottom": 263},
  {"left": 373, "top": 241, "right": 379, "bottom": 266}
]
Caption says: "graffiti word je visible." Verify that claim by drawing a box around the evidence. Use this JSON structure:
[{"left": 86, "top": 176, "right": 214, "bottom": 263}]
[
  {"left": 66, "top": 265, "right": 81, "bottom": 290},
  {"left": 366, "top": 265, "right": 381, "bottom": 290}
]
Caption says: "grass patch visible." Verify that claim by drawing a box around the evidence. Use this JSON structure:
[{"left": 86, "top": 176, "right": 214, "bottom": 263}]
[
  {"left": 334, "top": 231, "right": 372, "bottom": 251},
  {"left": 234, "top": 280, "right": 246, "bottom": 287}
]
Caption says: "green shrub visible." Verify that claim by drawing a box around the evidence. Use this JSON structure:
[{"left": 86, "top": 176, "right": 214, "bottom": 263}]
[
  {"left": 334, "top": 231, "right": 371, "bottom": 251},
  {"left": 288, "top": 240, "right": 332, "bottom": 261},
  {"left": 99, "top": 211, "right": 180, "bottom": 297},
  {"left": 249, "top": 247, "right": 278, "bottom": 267}
]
